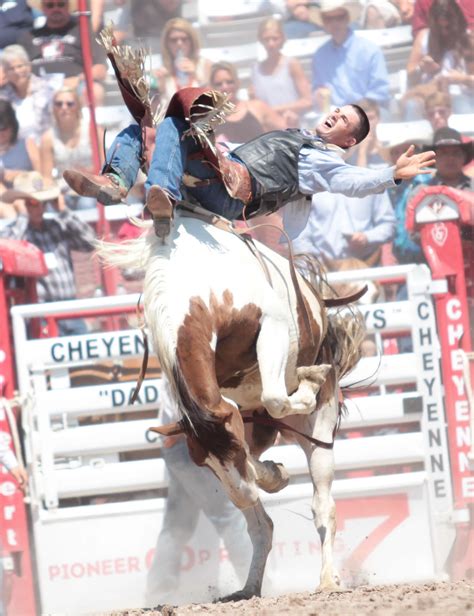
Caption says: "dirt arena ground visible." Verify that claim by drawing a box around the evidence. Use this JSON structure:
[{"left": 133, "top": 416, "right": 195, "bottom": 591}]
[{"left": 103, "top": 580, "right": 473, "bottom": 616}]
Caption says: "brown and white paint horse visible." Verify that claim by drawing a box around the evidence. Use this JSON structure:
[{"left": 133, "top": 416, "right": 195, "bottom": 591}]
[{"left": 98, "top": 210, "right": 364, "bottom": 600}]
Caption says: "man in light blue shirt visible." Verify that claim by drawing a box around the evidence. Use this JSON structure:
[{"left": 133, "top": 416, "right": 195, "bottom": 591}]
[
  {"left": 311, "top": 0, "right": 390, "bottom": 111},
  {"left": 283, "top": 190, "right": 396, "bottom": 260}
]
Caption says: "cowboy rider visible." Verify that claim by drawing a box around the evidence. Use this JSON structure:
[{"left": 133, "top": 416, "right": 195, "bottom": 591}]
[{"left": 63, "top": 87, "right": 436, "bottom": 238}]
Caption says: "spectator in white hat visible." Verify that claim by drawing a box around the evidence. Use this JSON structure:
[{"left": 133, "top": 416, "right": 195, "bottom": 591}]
[{"left": 0, "top": 171, "right": 96, "bottom": 336}]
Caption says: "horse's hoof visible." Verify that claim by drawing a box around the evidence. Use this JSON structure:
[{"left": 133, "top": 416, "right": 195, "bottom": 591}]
[
  {"left": 257, "top": 460, "right": 290, "bottom": 493},
  {"left": 216, "top": 589, "right": 260, "bottom": 603}
]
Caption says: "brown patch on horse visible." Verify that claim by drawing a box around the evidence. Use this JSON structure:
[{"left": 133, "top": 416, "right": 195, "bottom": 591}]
[
  {"left": 211, "top": 290, "right": 262, "bottom": 389},
  {"left": 175, "top": 291, "right": 261, "bottom": 464},
  {"left": 176, "top": 296, "right": 228, "bottom": 414},
  {"left": 176, "top": 291, "right": 262, "bottom": 398}
]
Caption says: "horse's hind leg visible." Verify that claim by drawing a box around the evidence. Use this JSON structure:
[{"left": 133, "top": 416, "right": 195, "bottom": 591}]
[
  {"left": 220, "top": 500, "right": 273, "bottom": 601},
  {"left": 257, "top": 314, "right": 330, "bottom": 418},
  {"left": 204, "top": 436, "right": 273, "bottom": 600}
]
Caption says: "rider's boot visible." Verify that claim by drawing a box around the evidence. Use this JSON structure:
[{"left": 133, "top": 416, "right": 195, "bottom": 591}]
[
  {"left": 63, "top": 170, "right": 129, "bottom": 205},
  {"left": 146, "top": 185, "right": 176, "bottom": 239}
]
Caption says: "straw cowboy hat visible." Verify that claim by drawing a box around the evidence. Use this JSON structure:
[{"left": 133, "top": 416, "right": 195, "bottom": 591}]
[
  {"left": 426, "top": 127, "right": 473, "bottom": 164},
  {"left": 312, "top": 0, "right": 361, "bottom": 26},
  {"left": 2, "top": 172, "right": 60, "bottom": 203},
  {"left": 379, "top": 123, "right": 432, "bottom": 160}
]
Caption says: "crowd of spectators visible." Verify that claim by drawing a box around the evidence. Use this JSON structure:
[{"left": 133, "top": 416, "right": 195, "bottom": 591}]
[{"left": 0, "top": 0, "right": 472, "bottom": 331}]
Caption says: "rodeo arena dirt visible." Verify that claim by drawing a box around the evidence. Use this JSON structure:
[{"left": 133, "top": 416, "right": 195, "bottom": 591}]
[{"left": 1, "top": 1, "right": 474, "bottom": 616}]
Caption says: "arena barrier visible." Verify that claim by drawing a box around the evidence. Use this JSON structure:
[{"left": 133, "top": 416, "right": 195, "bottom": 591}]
[{"left": 9, "top": 264, "right": 456, "bottom": 613}]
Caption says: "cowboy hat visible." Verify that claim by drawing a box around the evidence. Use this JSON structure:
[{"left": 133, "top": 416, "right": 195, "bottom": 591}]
[
  {"left": 312, "top": 0, "right": 361, "bottom": 26},
  {"left": 2, "top": 172, "right": 60, "bottom": 203},
  {"left": 378, "top": 122, "right": 432, "bottom": 160},
  {"left": 427, "top": 127, "right": 473, "bottom": 164}
]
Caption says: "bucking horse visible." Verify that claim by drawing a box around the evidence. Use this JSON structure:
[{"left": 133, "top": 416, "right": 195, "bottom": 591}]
[
  {"left": 96, "top": 29, "right": 366, "bottom": 601},
  {"left": 98, "top": 207, "right": 365, "bottom": 599}
]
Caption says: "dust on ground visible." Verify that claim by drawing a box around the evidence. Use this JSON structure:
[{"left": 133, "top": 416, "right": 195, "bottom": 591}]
[{"left": 101, "top": 580, "right": 473, "bottom": 616}]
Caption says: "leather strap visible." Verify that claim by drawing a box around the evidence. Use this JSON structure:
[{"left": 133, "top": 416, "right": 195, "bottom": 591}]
[
  {"left": 242, "top": 414, "right": 336, "bottom": 449},
  {"left": 149, "top": 413, "right": 337, "bottom": 449},
  {"left": 130, "top": 295, "right": 149, "bottom": 404}
]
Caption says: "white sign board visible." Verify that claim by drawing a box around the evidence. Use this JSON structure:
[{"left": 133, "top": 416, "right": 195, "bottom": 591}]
[{"left": 36, "top": 478, "right": 435, "bottom": 614}]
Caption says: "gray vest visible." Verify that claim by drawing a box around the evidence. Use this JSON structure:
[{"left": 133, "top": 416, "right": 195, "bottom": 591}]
[{"left": 232, "top": 129, "right": 325, "bottom": 217}]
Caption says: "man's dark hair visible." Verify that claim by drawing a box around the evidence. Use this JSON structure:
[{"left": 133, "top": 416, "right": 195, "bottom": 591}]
[
  {"left": 0, "top": 100, "right": 19, "bottom": 144},
  {"left": 350, "top": 104, "right": 370, "bottom": 145}
]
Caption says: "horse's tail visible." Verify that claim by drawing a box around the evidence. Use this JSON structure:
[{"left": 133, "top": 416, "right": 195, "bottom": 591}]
[
  {"left": 171, "top": 364, "right": 242, "bottom": 462},
  {"left": 96, "top": 226, "right": 178, "bottom": 404},
  {"left": 97, "top": 229, "right": 241, "bottom": 462},
  {"left": 95, "top": 221, "right": 153, "bottom": 272}
]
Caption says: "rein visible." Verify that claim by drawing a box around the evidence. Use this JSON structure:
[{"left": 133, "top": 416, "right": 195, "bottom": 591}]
[
  {"left": 242, "top": 414, "right": 336, "bottom": 449},
  {"left": 149, "top": 412, "right": 338, "bottom": 449},
  {"left": 130, "top": 294, "right": 149, "bottom": 404}
]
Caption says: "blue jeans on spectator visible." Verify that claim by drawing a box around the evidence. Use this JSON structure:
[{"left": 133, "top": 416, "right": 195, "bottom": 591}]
[
  {"left": 145, "top": 439, "right": 251, "bottom": 606},
  {"left": 105, "top": 119, "right": 246, "bottom": 219}
]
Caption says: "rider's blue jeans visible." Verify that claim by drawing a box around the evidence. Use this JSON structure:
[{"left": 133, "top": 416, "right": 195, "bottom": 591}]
[{"left": 104, "top": 119, "right": 246, "bottom": 219}]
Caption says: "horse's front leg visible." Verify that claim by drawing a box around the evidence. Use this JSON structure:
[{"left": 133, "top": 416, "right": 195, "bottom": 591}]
[
  {"left": 308, "top": 444, "right": 340, "bottom": 590},
  {"left": 287, "top": 394, "right": 341, "bottom": 590},
  {"left": 257, "top": 314, "right": 330, "bottom": 418}
]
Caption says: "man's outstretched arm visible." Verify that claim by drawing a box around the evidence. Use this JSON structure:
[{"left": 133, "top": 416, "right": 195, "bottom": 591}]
[
  {"left": 393, "top": 145, "right": 436, "bottom": 181},
  {"left": 299, "top": 145, "right": 436, "bottom": 199}
]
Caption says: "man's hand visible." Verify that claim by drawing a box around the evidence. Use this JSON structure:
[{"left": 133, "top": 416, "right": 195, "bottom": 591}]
[
  {"left": 10, "top": 465, "right": 27, "bottom": 492},
  {"left": 394, "top": 145, "right": 436, "bottom": 181},
  {"left": 347, "top": 232, "right": 368, "bottom": 248}
]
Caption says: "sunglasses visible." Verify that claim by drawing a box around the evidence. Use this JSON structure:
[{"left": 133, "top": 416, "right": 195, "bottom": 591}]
[
  {"left": 44, "top": 1, "right": 67, "bottom": 9},
  {"left": 54, "top": 100, "right": 75, "bottom": 108},
  {"left": 168, "top": 35, "right": 189, "bottom": 43}
]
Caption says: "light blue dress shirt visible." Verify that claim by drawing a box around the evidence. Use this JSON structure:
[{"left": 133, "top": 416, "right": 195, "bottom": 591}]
[
  {"left": 297, "top": 144, "right": 397, "bottom": 198},
  {"left": 284, "top": 190, "right": 396, "bottom": 259},
  {"left": 311, "top": 30, "right": 390, "bottom": 107}
]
